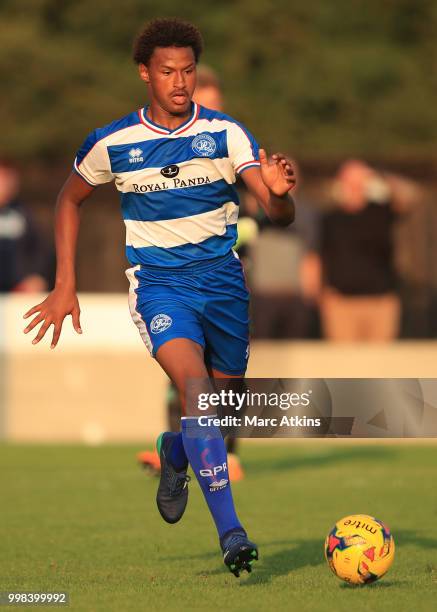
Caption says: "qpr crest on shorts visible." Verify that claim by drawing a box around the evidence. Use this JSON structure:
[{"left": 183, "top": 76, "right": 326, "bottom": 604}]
[
  {"left": 191, "top": 133, "right": 217, "bottom": 157},
  {"left": 150, "top": 313, "right": 173, "bottom": 334}
]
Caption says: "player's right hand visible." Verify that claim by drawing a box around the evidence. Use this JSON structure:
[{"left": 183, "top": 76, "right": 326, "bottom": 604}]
[{"left": 23, "top": 288, "right": 82, "bottom": 349}]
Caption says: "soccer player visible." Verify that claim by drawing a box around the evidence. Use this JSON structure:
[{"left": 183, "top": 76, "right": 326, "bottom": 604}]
[
  {"left": 137, "top": 63, "right": 246, "bottom": 481},
  {"left": 23, "top": 18, "right": 296, "bottom": 576}
]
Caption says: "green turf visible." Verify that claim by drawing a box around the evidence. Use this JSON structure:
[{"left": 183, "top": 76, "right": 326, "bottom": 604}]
[{"left": 1, "top": 443, "right": 436, "bottom": 611}]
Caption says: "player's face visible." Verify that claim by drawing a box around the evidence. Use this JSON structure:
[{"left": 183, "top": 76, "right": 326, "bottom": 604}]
[{"left": 139, "top": 47, "right": 196, "bottom": 115}]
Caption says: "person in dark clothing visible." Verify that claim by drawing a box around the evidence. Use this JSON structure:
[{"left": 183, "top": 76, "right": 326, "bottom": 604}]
[
  {"left": 0, "top": 160, "right": 48, "bottom": 293},
  {"left": 307, "top": 160, "right": 418, "bottom": 341}
]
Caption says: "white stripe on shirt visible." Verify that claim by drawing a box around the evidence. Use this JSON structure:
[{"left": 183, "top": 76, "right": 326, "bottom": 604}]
[{"left": 125, "top": 201, "right": 239, "bottom": 249}]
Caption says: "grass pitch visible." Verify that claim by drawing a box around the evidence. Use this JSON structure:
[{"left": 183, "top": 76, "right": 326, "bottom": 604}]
[{"left": 1, "top": 442, "right": 436, "bottom": 611}]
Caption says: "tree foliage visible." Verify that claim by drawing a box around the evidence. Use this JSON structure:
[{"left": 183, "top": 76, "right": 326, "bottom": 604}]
[{"left": 1, "top": 0, "right": 436, "bottom": 162}]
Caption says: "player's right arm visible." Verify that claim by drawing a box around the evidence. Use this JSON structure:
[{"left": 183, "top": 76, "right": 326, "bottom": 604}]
[{"left": 23, "top": 173, "right": 95, "bottom": 348}]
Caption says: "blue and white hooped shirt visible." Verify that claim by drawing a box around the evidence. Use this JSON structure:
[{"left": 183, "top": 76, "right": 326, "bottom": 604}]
[{"left": 73, "top": 103, "right": 260, "bottom": 268}]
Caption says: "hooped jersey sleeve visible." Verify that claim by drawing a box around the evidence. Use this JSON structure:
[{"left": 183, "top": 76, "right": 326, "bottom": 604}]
[
  {"left": 227, "top": 121, "right": 260, "bottom": 176},
  {"left": 73, "top": 130, "right": 114, "bottom": 186}
]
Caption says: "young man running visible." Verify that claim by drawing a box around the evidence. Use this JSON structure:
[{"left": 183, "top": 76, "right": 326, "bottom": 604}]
[
  {"left": 23, "top": 18, "right": 296, "bottom": 576},
  {"left": 137, "top": 63, "right": 246, "bottom": 481}
]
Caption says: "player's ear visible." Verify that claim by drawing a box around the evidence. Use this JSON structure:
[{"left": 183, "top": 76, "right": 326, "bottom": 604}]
[{"left": 138, "top": 63, "right": 150, "bottom": 84}]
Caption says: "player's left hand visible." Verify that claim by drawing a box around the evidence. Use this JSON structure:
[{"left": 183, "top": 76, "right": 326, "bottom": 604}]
[{"left": 259, "top": 149, "right": 296, "bottom": 197}]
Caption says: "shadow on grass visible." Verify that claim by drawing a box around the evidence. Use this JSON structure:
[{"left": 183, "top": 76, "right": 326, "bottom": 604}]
[
  {"left": 396, "top": 529, "right": 437, "bottom": 550},
  {"left": 243, "top": 538, "right": 324, "bottom": 586},
  {"left": 186, "top": 537, "right": 324, "bottom": 584},
  {"left": 340, "top": 580, "right": 407, "bottom": 589},
  {"left": 242, "top": 445, "right": 398, "bottom": 475},
  {"left": 163, "top": 537, "right": 321, "bottom": 563}
]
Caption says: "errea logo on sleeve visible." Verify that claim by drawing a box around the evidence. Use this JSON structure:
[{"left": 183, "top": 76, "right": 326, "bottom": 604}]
[{"left": 129, "top": 148, "right": 144, "bottom": 163}]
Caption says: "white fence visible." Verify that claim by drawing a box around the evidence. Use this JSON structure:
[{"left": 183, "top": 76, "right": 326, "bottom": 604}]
[{"left": 1, "top": 294, "right": 437, "bottom": 442}]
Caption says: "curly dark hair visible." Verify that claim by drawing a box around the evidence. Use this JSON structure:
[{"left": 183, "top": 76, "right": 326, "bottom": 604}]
[{"left": 133, "top": 18, "right": 203, "bottom": 65}]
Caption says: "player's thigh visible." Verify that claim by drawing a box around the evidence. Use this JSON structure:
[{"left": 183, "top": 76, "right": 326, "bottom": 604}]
[
  {"left": 209, "top": 367, "right": 243, "bottom": 379},
  {"left": 202, "top": 258, "right": 250, "bottom": 375},
  {"left": 133, "top": 297, "right": 205, "bottom": 357},
  {"left": 209, "top": 367, "right": 246, "bottom": 441},
  {"left": 156, "top": 338, "right": 210, "bottom": 412},
  {"left": 203, "top": 294, "right": 250, "bottom": 375},
  {"left": 127, "top": 265, "right": 205, "bottom": 356}
]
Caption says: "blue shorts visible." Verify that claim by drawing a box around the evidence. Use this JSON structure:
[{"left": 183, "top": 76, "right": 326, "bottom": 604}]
[{"left": 126, "top": 251, "right": 250, "bottom": 375}]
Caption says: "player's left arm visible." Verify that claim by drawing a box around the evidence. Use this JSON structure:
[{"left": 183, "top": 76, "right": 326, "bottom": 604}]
[{"left": 240, "top": 149, "right": 296, "bottom": 226}]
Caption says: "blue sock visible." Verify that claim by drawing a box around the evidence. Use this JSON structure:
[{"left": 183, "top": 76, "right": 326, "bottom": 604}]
[
  {"left": 181, "top": 417, "right": 243, "bottom": 539},
  {"left": 167, "top": 432, "right": 188, "bottom": 471}
]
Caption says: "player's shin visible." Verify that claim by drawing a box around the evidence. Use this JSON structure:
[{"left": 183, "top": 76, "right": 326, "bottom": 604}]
[{"left": 181, "top": 416, "right": 243, "bottom": 538}]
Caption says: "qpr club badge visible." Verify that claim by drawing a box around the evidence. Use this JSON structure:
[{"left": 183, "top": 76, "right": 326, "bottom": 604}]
[
  {"left": 150, "top": 313, "right": 173, "bottom": 334},
  {"left": 191, "top": 133, "right": 217, "bottom": 157}
]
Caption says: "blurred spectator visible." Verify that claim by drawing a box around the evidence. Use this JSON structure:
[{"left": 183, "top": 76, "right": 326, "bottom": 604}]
[
  {"left": 0, "top": 160, "right": 49, "bottom": 293},
  {"left": 194, "top": 66, "right": 260, "bottom": 295},
  {"left": 250, "top": 161, "right": 320, "bottom": 338},
  {"left": 193, "top": 64, "right": 223, "bottom": 111},
  {"left": 308, "top": 160, "right": 421, "bottom": 341}
]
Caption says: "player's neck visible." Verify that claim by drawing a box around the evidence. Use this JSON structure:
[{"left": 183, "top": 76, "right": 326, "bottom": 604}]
[{"left": 146, "top": 101, "right": 192, "bottom": 131}]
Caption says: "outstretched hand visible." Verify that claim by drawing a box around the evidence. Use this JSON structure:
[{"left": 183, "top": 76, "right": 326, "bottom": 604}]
[
  {"left": 23, "top": 288, "right": 82, "bottom": 349},
  {"left": 259, "top": 149, "right": 296, "bottom": 197}
]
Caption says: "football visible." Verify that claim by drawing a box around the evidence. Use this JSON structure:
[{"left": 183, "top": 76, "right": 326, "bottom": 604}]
[{"left": 325, "top": 514, "right": 395, "bottom": 585}]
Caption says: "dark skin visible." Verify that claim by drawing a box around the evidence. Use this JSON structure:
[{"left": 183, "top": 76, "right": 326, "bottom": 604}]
[{"left": 23, "top": 45, "right": 296, "bottom": 405}]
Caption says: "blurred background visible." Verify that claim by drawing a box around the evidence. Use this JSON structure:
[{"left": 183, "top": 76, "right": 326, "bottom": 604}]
[{"left": 1, "top": 0, "right": 437, "bottom": 443}]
